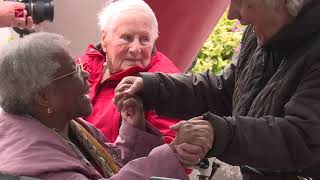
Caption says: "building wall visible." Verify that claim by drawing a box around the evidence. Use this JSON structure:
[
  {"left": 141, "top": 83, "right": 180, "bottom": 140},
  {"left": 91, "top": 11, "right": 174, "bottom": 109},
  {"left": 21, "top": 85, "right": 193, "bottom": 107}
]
[
  {"left": 45, "top": 0, "right": 105, "bottom": 58},
  {"left": 0, "top": 1, "right": 229, "bottom": 72}
]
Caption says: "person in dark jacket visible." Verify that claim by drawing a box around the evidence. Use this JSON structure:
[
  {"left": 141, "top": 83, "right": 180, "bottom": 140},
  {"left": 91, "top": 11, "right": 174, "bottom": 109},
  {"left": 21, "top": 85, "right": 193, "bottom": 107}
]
[{"left": 114, "top": 0, "right": 320, "bottom": 179}]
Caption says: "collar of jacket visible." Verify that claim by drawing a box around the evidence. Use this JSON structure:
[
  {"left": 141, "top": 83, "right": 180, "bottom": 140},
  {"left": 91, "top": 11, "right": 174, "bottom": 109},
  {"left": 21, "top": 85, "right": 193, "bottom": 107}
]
[
  {"left": 107, "top": 66, "right": 149, "bottom": 82},
  {"left": 262, "top": 0, "right": 320, "bottom": 56},
  {"left": 85, "top": 44, "right": 156, "bottom": 82}
]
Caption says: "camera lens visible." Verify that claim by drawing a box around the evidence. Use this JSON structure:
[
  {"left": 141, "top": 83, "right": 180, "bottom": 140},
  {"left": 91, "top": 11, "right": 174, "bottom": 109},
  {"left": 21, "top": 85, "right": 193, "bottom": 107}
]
[{"left": 32, "top": 0, "right": 54, "bottom": 24}]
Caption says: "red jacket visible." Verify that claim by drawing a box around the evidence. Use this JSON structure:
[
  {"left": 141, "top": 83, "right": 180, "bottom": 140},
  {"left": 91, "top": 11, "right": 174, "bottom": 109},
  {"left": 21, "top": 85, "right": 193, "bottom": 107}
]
[{"left": 79, "top": 44, "right": 181, "bottom": 143}]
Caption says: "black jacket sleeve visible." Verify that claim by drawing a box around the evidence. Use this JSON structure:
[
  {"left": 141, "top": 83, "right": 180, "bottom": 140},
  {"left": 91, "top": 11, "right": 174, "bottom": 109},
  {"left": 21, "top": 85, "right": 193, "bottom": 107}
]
[
  {"left": 139, "top": 64, "right": 235, "bottom": 120},
  {"left": 139, "top": 55, "right": 320, "bottom": 171}
]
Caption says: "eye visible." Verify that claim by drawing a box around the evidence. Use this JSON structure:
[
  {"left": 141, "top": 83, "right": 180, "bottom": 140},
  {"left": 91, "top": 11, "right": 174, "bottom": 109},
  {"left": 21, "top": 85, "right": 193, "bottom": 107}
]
[
  {"left": 140, "top": 35, "right": 151, "bottom": 45},
  {"left": 120, "top": 34, "right": 133, "bottom": 42}
]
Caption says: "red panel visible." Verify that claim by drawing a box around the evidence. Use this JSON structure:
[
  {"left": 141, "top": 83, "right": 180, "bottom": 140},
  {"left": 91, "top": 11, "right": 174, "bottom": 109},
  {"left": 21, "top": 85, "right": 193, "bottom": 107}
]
[{"left": 145, "top": 0, "right": 229, "bottom": 72}]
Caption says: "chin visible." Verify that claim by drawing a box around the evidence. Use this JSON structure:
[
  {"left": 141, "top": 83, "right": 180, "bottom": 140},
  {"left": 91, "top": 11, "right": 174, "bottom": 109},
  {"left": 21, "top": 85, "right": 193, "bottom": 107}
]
[
  {"left": 256, "top": 38, "right": 264, "bottom": 46},
  {"left": 83, "top": 106, "right": 93, "bottom": 117},
  {"left": 123, "top": 64, "right": 140, "bottom": 69},
  {"left": 254, "top": 31, "right": 266, "bottom": 46},
  {"left": 253, "top": 29, "right": 269, "bottom": 46},
  {"left": 78, "top": 104, "right": 93, "bottom": 118}
]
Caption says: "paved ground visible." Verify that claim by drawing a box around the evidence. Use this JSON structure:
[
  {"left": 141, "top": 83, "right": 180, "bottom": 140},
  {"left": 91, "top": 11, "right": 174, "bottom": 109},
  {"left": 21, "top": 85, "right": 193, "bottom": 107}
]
[{"left": 189, "top": 158, "right": 242, "bottom": 180}]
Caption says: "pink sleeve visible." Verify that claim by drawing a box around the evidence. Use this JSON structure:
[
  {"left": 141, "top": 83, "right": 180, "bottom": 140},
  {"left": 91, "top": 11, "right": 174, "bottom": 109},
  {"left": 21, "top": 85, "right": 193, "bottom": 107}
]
[
  {"left": 39, "top": 171, "right": 89, "bottom": 180},
  {"left": 40, "top": 145, "right": 188, "bottom": 180},
  {"left": 75, "top": 118, "right": 165, "bottom": 166},
  {"left": 114, "top": 120, "right": 164, "bottom": 164},
  {"left": 109, "top": 144, "right": 189, "bottom": 180}
]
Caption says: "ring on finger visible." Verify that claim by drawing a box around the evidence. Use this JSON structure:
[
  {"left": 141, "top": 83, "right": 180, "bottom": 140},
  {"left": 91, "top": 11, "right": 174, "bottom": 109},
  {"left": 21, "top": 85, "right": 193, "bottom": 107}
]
[{"left": 15, "top": 8, "right": 24, "bottom": 18}]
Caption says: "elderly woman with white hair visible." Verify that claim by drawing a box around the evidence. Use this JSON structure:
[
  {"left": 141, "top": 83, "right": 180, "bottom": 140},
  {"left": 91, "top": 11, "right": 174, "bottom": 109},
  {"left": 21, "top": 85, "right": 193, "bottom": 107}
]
[
  {"left": 0, "top": 32, "right": 213, "bottom": 180},
  {"left": 114, "top": 0, "right": 320, "bottom": 179},
  {"left": 78, "top": 0, "right": 182, "bottom": 146}
]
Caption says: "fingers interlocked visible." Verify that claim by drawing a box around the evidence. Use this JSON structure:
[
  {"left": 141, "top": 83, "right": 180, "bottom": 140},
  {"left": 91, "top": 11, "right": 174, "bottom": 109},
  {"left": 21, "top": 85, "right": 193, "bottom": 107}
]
[{"left": 170, "top": 117, "right": 214, "bottom": 166}]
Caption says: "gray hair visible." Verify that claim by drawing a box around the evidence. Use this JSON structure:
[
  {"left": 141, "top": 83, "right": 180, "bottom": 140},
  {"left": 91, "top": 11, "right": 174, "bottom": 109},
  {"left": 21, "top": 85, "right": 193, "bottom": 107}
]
[
  {"left": 98, "top": 0, "right": 158, "bottom": 39},
  {"left": 285, "top": 0, "right": 304, "bottom": 16},
  {"left": 263, "top": 0, "right": 304, "bottom": 16},
  {"left": 0, "top": 32, "right": 70, "bottom": 115}
]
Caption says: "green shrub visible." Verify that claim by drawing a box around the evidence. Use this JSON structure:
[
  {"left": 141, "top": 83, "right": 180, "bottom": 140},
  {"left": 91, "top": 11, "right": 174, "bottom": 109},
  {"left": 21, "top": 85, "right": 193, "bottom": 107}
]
[{"left": 191, "top": 11, "right": 244, "bottom": 74}]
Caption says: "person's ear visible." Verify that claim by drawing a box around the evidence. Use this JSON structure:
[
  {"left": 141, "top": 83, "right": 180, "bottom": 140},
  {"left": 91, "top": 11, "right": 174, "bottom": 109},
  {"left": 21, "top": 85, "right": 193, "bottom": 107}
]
[
  {"left": 101, "top": 31, "right": 108, "bottom": 53},
  {"left": 32, "top": 90, "right": 51, "bottom": 109}
]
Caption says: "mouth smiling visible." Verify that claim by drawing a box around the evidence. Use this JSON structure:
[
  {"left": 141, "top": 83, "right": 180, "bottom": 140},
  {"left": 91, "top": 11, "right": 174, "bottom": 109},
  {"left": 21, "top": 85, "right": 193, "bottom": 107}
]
[
  {"left": 124, "top": 58, "right": 142, "bottom": 61},
  {"left": 82, "top": 82, "right": 91, "bottom": 95}
]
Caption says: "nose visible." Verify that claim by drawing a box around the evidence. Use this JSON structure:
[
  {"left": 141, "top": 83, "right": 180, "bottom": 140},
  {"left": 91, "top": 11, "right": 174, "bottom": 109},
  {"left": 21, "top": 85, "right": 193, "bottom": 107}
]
[
  {"left": 128, "top": 39, "right": 142, "bottom": 55},
  {"left": 227, "top": 1, "right": 240, "bottom": 20}
]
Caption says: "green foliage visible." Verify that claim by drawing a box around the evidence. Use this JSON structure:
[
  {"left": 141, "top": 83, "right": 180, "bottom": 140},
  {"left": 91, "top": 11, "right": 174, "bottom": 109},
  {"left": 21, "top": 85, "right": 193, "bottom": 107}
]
[{"left": 191, "top": 11, "right": 244, "bottom": 74}]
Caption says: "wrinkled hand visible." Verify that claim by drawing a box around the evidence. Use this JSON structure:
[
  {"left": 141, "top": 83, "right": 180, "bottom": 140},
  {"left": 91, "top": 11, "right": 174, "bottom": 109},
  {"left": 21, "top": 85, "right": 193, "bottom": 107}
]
[
  {"left": 169, "top": 116, "right": 214, "bottom": 166},
  {"left": 174, "top": 143, "right": 205, "bottom": 166},
  {"left": 120, "top": 96, "right": 145, "bottom": 130},
  {"left": 0, "top": 1, "right": 33, "bottom": 28},
  {"left": 113, "top": 76, "right": 144, "bottom": 111}
]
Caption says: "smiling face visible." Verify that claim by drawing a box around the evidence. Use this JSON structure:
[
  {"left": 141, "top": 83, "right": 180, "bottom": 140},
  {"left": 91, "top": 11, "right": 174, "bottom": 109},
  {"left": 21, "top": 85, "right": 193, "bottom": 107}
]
[
  {"left": 101, "top": 11, "right": 156, "bottom": 74},
  {"left": 47, "top": 53, "right": 92, "bottom": 119},
  {"left": 228, "top": 0, "right": 293, "bottom": 46}
]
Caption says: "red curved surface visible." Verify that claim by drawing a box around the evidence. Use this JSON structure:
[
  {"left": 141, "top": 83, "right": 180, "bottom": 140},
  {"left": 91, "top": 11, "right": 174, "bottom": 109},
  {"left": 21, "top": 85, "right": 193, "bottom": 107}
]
[{"left": 146, "top": 0, "right": 229, "bottom": 72}]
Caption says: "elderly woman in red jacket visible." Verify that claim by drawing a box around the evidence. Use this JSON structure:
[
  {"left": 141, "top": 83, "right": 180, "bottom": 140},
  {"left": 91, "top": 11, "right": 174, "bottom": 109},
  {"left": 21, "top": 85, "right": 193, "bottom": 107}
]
[{"left": 79, "top": 0, "right": 181, "bottom": 144}]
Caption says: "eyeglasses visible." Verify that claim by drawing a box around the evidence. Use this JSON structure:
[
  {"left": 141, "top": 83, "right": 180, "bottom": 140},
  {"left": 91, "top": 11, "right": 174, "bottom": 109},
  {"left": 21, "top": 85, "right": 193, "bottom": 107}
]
[{"left": 49, "top": 63, "right": 83, "bottom": 84}]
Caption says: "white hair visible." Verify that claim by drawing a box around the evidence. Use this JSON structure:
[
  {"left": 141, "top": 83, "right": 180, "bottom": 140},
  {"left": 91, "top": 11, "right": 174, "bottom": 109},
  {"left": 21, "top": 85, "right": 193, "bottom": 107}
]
[
  {"left": 0, "top": 32, "right": 71, "bottom": 114},
  {"left": 97, "top": 0, "right": 158, "bottom": 39}
]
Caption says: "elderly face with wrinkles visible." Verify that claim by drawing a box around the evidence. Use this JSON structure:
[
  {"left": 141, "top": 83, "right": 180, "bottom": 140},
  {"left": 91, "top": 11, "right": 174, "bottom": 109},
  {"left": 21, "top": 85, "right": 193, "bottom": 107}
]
[
  {"left": 101, "top": 11, "right": 156, "bottom": 74},
  {"left": 228, "top": 0, "right": 294, "bottom": 46}
]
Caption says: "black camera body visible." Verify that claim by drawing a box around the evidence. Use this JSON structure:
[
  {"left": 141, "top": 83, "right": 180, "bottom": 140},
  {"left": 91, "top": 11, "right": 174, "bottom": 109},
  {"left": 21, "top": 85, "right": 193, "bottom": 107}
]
[{"left": 6, "top": 0, "right": 54, "bottom": 24}]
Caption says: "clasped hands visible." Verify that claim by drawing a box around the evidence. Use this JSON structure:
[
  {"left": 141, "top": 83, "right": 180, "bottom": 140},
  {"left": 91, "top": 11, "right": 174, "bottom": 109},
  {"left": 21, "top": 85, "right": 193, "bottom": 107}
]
[
  {"left": 114, "top": 76, "right": 214, "bottom": 167},
  {"left": 169, "top": 118, "right": 214, "bottom": 166}
]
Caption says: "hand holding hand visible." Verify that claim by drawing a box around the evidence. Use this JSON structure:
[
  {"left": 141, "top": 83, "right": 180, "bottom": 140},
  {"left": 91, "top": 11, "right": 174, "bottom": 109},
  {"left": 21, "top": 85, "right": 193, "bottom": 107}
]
[
  {"left": 170, "top": 117, "right": 214, "bottom": 166},
  {"left": 120, "top": 96, "right": 146, "bottom": 130},
  {"left": 113, "top": 76, "right": 144, "bottom": 111},
  {"left": 174, "top": 143, "right": 205, "bottom": 166}
]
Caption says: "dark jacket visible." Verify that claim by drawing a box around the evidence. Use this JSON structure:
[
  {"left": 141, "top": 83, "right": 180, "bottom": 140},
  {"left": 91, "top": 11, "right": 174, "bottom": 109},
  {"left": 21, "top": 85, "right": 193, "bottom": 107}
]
[{"left": 138, "top": 1, "right": 320, "bottom": 178}]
